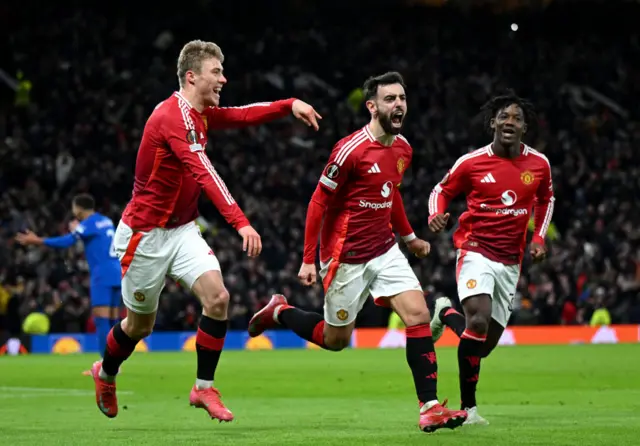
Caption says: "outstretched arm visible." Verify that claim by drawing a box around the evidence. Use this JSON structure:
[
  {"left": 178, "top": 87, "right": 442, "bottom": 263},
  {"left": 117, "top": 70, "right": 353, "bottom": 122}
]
[
  {"left": 44, "top": 233, "right": 78, "bottom": 249},
  {"left": 204, "top": 99, "right": 322, "bottom": 131},
  {"left": 15, "top": 230, "right": 77, "bottom": 249}
]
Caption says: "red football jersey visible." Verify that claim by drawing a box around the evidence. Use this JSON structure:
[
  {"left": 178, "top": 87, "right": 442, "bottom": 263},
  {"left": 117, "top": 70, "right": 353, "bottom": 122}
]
[
  {"left": 429, "top": 143, "right": 555, "bottom": 265},
  {"left": 317, "top": 125, "right": 413, "bottom": 264},
  {"left": 122, "top": 92, "right": 294, "bottom": 231}
]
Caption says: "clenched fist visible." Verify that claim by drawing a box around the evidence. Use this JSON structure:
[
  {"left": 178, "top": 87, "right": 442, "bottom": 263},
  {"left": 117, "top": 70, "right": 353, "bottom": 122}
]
[
  {"left": 529, "top": 242, "right": 546, "bottom": 263},
  {"left": 428, "top": 213, "right": 450, "bottom": 233},
  {"left": 406, "top": 238, "right": 431, "bottom": 258},
  {"left": 298, "top": 262, "right": 317, "bottom": 286}
]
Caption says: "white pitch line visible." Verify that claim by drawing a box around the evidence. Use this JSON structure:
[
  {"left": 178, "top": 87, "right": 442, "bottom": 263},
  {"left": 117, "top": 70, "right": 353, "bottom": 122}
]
[
  {"left": 0, "top": 386, "right": 133, "bottom": 395},
  {"left": 0, "top": 394, "right": 90, "bottom": 399}
]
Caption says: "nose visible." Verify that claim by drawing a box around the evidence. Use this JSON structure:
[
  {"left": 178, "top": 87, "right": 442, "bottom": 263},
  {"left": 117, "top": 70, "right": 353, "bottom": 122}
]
[
  {"left": 219, "top": 74, "right": 227, "bottom": 85},
  {"left": 504, "top": 116, "right": 517, "bottom": 126}
]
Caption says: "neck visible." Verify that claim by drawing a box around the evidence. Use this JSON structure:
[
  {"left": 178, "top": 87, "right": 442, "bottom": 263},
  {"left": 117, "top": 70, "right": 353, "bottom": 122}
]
[
  {"left": 369, "top": 120, "right": 395, "bottom": 146},
  {"left": 179, "top": 88, "right": 205, "bottom": 113},
  {"left": 79, "top": 211, "right": 94, "bottom": 221},
  {"left": 492, "top": 139, "right": 521, "bottom": 158}
]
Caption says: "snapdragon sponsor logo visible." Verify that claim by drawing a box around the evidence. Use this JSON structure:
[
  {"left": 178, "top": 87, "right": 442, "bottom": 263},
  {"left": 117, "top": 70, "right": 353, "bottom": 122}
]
[
  {"left": 480, "top": 203, "right": 528, "bottom": 216},
  {"left": 360, "top": 200, "right": 393, "bottom": 210},
  {"left": 480, "top": 190, "right": 527, "bottom": 216}
]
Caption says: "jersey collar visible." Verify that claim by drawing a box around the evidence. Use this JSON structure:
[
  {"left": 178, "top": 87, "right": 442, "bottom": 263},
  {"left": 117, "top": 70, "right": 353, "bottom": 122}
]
[
  {"left": 363, "top": 124, "right": 376, "bottom": 142},
  {"left": 487, "top": 142, "right": 528, "bottom": 156},
  {"left": 363, "top": 124, "right": 398, "bottom": 146},
  {"left": 174, "top": 91, "right": 193, "bottom": 109}
]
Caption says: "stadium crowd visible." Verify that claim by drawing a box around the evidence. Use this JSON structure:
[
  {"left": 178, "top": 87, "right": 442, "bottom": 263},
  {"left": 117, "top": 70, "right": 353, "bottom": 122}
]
[{"left": 2, "top": 0, "right": 640, "bottom": 335}]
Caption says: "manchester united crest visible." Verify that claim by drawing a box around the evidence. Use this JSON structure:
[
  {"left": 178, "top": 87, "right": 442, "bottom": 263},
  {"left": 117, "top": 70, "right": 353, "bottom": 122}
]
[
  {"left": 133, "top": 291, "right": 146, "bottom": 302},
  {"left": 521, "top": 170, "right": 535, "bottom": 185},
  {"left": 397, "top": 158, "right": 406, "bottom": 174},
  {"left": 336, "top": 309, "right": 349, "bottom": 321},
  {"left": 466, "top": 279, "right": 477, "bottom": 290}
]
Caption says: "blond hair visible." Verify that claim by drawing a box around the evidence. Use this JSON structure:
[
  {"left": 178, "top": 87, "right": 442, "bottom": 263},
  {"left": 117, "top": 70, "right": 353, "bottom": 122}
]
[{"left": 177, "top": 40, "right": 224, "bottom": 88}]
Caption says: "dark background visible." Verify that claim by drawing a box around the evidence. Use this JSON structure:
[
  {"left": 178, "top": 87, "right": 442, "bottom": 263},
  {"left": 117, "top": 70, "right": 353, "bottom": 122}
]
[{"left": 1, "top": 0, "right": 640, "bottom": 337}]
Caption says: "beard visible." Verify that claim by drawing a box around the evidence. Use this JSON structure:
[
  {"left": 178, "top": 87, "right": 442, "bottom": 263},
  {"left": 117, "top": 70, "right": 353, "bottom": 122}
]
[{"left": 378, "top": 112, "right": 402, "bottom": 135}]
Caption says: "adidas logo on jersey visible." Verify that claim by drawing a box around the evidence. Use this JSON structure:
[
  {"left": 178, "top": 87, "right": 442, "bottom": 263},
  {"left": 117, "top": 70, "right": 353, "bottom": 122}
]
[
  {"left": 368, "top": 163, "right": 381, "bottom": 174},
  {"left": 480, "top": 173, "right": 496, "bottom": 183}
]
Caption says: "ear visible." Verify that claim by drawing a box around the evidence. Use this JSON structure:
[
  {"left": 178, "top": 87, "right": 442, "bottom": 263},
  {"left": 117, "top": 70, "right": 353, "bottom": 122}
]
[
  {"left": 490, "top": 117, "right": 496, "bottom": 130},
  {"left": 522, "top": 123, "right": 528, "bottom": 134},
  {"left": 365, "top": 99, "right": 377, "bottom": 117},
  {"left": 185, "top": 70, "right": 196, "bottom": 86}
]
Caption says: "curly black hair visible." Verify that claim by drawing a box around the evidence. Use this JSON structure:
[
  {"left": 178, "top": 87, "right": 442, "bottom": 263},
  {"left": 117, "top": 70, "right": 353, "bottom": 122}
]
[{"left": 480, "top": 90, "right": 538, "bottom": 136}]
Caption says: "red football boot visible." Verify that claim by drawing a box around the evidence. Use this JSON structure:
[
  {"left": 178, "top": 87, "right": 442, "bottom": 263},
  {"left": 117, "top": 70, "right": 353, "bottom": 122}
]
[
  {"left": 248, "top": 294, "right": 289, "bottom": 338},
  {"left": 419, "top": 400, "right": 467, "bottom": 433},
  {"left": 91, "top": 361, "right": 118, "bottom": 418},
  {"left": 84, "top": 364, "right": 121, "bottom": 376},
  {"left": 189, "top": 386, "right": 234, "bottom": 422}
]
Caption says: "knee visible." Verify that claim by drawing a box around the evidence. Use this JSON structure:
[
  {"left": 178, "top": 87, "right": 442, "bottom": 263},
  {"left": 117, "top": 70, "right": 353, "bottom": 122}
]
[
  {"left": 122, "top": 317, "right": 153, "bottom": 340},
  {"left": 201, "top": 288, "right": 230, "bottom": 316},
  {"left": 323, "top": 332, "right": 350, "bottom": 352},
  {"left": 401, "top": 306, "right": 431, "bottom": 327},
  {"left": 466, "top": 313, "right": 490, "bottom": 336}
]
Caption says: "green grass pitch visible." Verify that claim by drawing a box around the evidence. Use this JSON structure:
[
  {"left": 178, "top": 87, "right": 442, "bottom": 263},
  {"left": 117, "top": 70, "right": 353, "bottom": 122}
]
[{"left": 1, "top": 344, "right": 639, "bottom": 445}]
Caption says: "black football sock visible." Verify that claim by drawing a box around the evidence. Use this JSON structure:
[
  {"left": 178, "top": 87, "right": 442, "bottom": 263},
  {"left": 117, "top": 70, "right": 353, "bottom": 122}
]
[
  {"left": 278, "top": 307, "right": 328, "bottom": 349},
  {"left": 195, "top": 315, "right": 228, "bottom": 387},
  {"left": 101, "top": 322, "right": 139, "bottom": 380},
  {"left": 440, "top": 307, "right": 466, "bottom": 338},
  {"left": 406, "top": 324, "right": 438, "bottom": 406},
  {"left": 458, "top": 329, "right": 486, "bottom": 409}
]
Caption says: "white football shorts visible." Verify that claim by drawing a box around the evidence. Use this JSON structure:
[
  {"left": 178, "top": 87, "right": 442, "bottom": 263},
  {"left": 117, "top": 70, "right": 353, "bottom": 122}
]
[
  {"left": 319, "top": 243, "right": 423, "bottom": 327},
  {"left": 456, "top": 249, "right": 520, "bottom": 327},
  {"left": 113, "top": 220, "right": 220, "bottom": 314}
]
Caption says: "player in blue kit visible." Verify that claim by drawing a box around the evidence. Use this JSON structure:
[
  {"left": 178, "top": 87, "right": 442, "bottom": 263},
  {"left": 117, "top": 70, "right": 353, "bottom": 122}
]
[{"left": 15, "top": 194, "right": 122, "bottom": 363}]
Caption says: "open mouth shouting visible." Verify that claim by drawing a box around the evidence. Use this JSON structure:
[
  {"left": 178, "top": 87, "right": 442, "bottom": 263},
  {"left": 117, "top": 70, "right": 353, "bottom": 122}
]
[{"left": 391, "top": 109, "right": 404, "bottom": 127}]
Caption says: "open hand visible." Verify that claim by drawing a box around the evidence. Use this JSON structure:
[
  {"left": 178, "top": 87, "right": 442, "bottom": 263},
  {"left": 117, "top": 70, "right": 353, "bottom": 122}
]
[
  {"left": 15, "top": 230, "right": 43, "bottom": 246},
  {"left": 238, "top": 226, "right": 262, "bottom": 257},
  {"left": 292, "top": 99, "right": 322, "bottom": 131}
]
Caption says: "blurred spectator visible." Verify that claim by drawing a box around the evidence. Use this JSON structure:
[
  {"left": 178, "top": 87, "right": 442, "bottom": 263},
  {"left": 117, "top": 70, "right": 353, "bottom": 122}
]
[{"left": 2, "top": 0, "right": 640, "bottom": 332}]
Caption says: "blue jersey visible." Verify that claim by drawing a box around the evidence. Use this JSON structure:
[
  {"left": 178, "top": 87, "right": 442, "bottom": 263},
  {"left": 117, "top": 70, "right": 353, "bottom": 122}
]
[{"left": 44, "top": 213, "right": 121, "bottom": 287}]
